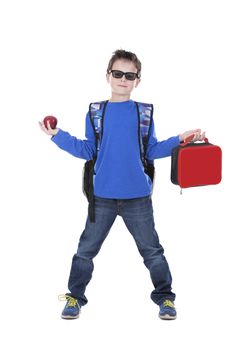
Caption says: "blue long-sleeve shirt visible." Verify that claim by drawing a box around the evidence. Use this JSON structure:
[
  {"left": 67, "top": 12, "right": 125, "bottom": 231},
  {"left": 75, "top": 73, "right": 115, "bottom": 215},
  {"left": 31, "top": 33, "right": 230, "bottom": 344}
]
[{"left": 51, "top": 99, "right": 180, "bottom": 198}]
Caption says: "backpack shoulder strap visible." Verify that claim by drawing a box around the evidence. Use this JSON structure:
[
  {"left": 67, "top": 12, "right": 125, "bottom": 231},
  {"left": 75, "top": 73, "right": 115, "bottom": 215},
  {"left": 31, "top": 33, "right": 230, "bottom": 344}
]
[
  {"left": 135, "top": 101, "right": 154, "bottom": 164},
  {"left": 89, "top": 100, "right": 109, "bottom": 154}
]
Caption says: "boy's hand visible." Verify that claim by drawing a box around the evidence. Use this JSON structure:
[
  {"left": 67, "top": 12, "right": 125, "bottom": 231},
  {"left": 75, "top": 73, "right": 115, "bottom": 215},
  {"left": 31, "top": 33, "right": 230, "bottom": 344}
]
[
  {"left": 179, "top": 129, "right": 206, "bottom": 143},
  {"left": 39, "top": 120, "right": 59, "bottom": 136}
]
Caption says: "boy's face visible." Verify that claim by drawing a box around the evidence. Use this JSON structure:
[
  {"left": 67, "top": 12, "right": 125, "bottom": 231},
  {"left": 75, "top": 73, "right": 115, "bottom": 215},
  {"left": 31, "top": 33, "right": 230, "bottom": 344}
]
[{"left": 106, "top": 59, "right": 140, "bottom": 99}]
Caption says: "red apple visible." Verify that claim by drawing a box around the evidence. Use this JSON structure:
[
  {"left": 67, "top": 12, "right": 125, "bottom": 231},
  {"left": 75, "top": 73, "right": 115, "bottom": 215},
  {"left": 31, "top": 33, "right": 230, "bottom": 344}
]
[{"left": 43, "top": 116, "right": 58, "bottom": 129}]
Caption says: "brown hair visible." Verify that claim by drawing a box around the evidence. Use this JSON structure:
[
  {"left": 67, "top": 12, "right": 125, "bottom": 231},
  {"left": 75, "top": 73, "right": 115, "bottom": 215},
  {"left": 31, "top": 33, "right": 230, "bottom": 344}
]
[{"left": 107, "top": 49, "right": 141, "bottom": 78}]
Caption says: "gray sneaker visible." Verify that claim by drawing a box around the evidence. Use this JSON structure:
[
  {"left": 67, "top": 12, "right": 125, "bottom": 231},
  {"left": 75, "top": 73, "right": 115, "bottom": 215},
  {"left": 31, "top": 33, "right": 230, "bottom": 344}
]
[
  {"left": 159, "top": 300, "right": 177, "bottom": 320},
  {"left": 59, "top": 294, "right": 81, "bottom": 319}
]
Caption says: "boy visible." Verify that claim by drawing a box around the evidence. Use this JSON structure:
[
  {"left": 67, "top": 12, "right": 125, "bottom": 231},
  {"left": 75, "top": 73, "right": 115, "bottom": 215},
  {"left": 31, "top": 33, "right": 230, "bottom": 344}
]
[{"left": 39, "top": 49, "right": 205, "bottom": 320}]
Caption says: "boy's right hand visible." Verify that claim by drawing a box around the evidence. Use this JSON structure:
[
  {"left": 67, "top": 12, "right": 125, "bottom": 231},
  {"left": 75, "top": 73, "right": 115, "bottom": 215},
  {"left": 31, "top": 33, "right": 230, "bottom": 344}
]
[{"left": 39, "top": 120, "right": 59, "bottom": 136}]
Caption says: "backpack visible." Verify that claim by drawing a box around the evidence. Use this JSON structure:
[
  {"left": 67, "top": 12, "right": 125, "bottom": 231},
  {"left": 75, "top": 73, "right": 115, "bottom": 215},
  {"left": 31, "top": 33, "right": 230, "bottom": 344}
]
[{"left": 82, "top": 100, "right": 155, "bottom": 222}]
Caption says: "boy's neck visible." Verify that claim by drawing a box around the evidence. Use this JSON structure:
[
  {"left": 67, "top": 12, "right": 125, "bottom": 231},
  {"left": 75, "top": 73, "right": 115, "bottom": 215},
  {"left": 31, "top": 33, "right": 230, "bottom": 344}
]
[{"left": 109, "top": 93, "right": 131, "bottom": 102}]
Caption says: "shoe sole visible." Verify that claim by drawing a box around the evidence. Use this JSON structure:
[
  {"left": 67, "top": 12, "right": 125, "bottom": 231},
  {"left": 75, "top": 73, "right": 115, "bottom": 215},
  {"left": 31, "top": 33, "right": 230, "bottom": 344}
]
[
  {"left": 159, "top": 313, "right": 177, "bottom": 320},
  {"left": 61, "top": 314, "right": 80, "bottom": 319},
  {"left": 61, "top": 310, "right": 81, "bottom": 320}
]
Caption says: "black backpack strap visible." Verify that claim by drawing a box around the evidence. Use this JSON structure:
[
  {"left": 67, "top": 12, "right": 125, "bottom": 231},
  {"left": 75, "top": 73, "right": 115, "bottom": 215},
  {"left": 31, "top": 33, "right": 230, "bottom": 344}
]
[
  {"left": 135, "top": 101, "right": 153, "bottom": 162},
  {"left": 135, "top": 101, "right": 155, "bottom": 184},
  {"left": 89, "top": 100, "right": 109, "bottom": 156},
  {"left": 86, "top": 100, "right": 109, "bottom": 222}
]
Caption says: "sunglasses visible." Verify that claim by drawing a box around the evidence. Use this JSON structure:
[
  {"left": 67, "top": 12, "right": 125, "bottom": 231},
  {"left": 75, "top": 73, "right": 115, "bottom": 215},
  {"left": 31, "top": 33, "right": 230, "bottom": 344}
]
[{"left": 109, "top": 70, "right": 140, "bottom": 81}]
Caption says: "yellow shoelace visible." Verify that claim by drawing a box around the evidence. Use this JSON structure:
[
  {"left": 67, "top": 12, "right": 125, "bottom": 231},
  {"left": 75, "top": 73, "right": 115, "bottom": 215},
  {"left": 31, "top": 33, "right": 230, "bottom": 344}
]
[
  {"left": 58, "top": 294, "right": 80, "bottom": 309},
  {"left": 163, "top": 300, "right": 175, "bottom": 308}
]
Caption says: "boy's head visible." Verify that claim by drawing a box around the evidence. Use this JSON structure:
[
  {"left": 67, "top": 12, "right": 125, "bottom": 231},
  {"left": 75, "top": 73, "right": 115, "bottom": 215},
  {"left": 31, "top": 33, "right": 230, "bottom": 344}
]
[{"left": 106, "top": 49, "right": 141, "bottom": 99}]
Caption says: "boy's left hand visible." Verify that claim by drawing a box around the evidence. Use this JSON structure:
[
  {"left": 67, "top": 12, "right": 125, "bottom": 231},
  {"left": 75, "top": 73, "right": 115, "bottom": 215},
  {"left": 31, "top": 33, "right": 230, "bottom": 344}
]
[{"left": 179, "top": 129, "right": 206, "bottom": 143}]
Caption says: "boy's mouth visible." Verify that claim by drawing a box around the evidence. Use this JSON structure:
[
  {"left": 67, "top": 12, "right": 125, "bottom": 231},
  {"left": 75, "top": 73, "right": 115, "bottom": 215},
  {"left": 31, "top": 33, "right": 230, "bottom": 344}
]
[{"left": 118, "top": 84, "right": 128, "bottom": 88}]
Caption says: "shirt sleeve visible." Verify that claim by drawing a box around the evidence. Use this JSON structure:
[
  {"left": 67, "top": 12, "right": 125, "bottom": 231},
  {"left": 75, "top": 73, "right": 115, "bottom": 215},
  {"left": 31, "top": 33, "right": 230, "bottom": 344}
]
[
  {"left": 51, "top": 112, "right": 96, "bottom": 160},
  {"left": 146, "top": 119, "right": 180, "bottom": 160}
]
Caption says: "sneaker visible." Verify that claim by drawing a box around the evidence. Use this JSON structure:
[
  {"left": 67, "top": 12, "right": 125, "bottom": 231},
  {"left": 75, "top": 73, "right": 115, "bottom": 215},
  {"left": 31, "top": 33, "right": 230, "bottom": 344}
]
[
  {"left": 58, "top": 294, "right": 81, "bottom": 319},
  {"left": 159, "top": 300, "right": 177, "bottom": 320}
]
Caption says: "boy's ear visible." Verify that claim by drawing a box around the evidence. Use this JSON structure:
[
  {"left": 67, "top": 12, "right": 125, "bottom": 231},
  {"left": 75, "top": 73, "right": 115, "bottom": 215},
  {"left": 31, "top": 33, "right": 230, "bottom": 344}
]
[
  {"left": 135, "top": 78, "right": 141, "bottom": 88},
  {"left": 106, "top": 73, "right": 110, "bottom": 83}
]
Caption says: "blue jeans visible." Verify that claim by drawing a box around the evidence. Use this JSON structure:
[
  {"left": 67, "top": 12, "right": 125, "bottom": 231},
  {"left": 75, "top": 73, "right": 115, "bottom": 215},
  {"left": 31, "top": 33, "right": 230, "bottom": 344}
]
[{"left": 67, "top": 195, "right": 176, "bottom": 306}]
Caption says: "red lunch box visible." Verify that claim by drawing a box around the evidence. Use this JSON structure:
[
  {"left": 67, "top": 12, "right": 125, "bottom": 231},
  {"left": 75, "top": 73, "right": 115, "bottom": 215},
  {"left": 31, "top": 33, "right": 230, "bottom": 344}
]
[{"left": 171, "top": 135, "right": 222, "bottom": 191}]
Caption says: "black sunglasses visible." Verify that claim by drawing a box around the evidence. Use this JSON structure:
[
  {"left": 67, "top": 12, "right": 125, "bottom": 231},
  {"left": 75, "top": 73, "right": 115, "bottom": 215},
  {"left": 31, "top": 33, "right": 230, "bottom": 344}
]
[{"left": 108, "top": 70, "right": 140, "bottom": 81}]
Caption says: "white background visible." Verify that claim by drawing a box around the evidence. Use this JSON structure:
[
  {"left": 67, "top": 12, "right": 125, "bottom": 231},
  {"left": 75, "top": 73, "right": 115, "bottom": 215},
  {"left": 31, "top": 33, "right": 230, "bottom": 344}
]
[{"left": 0, "top": 0, "right": 232, "bottom": 349}]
